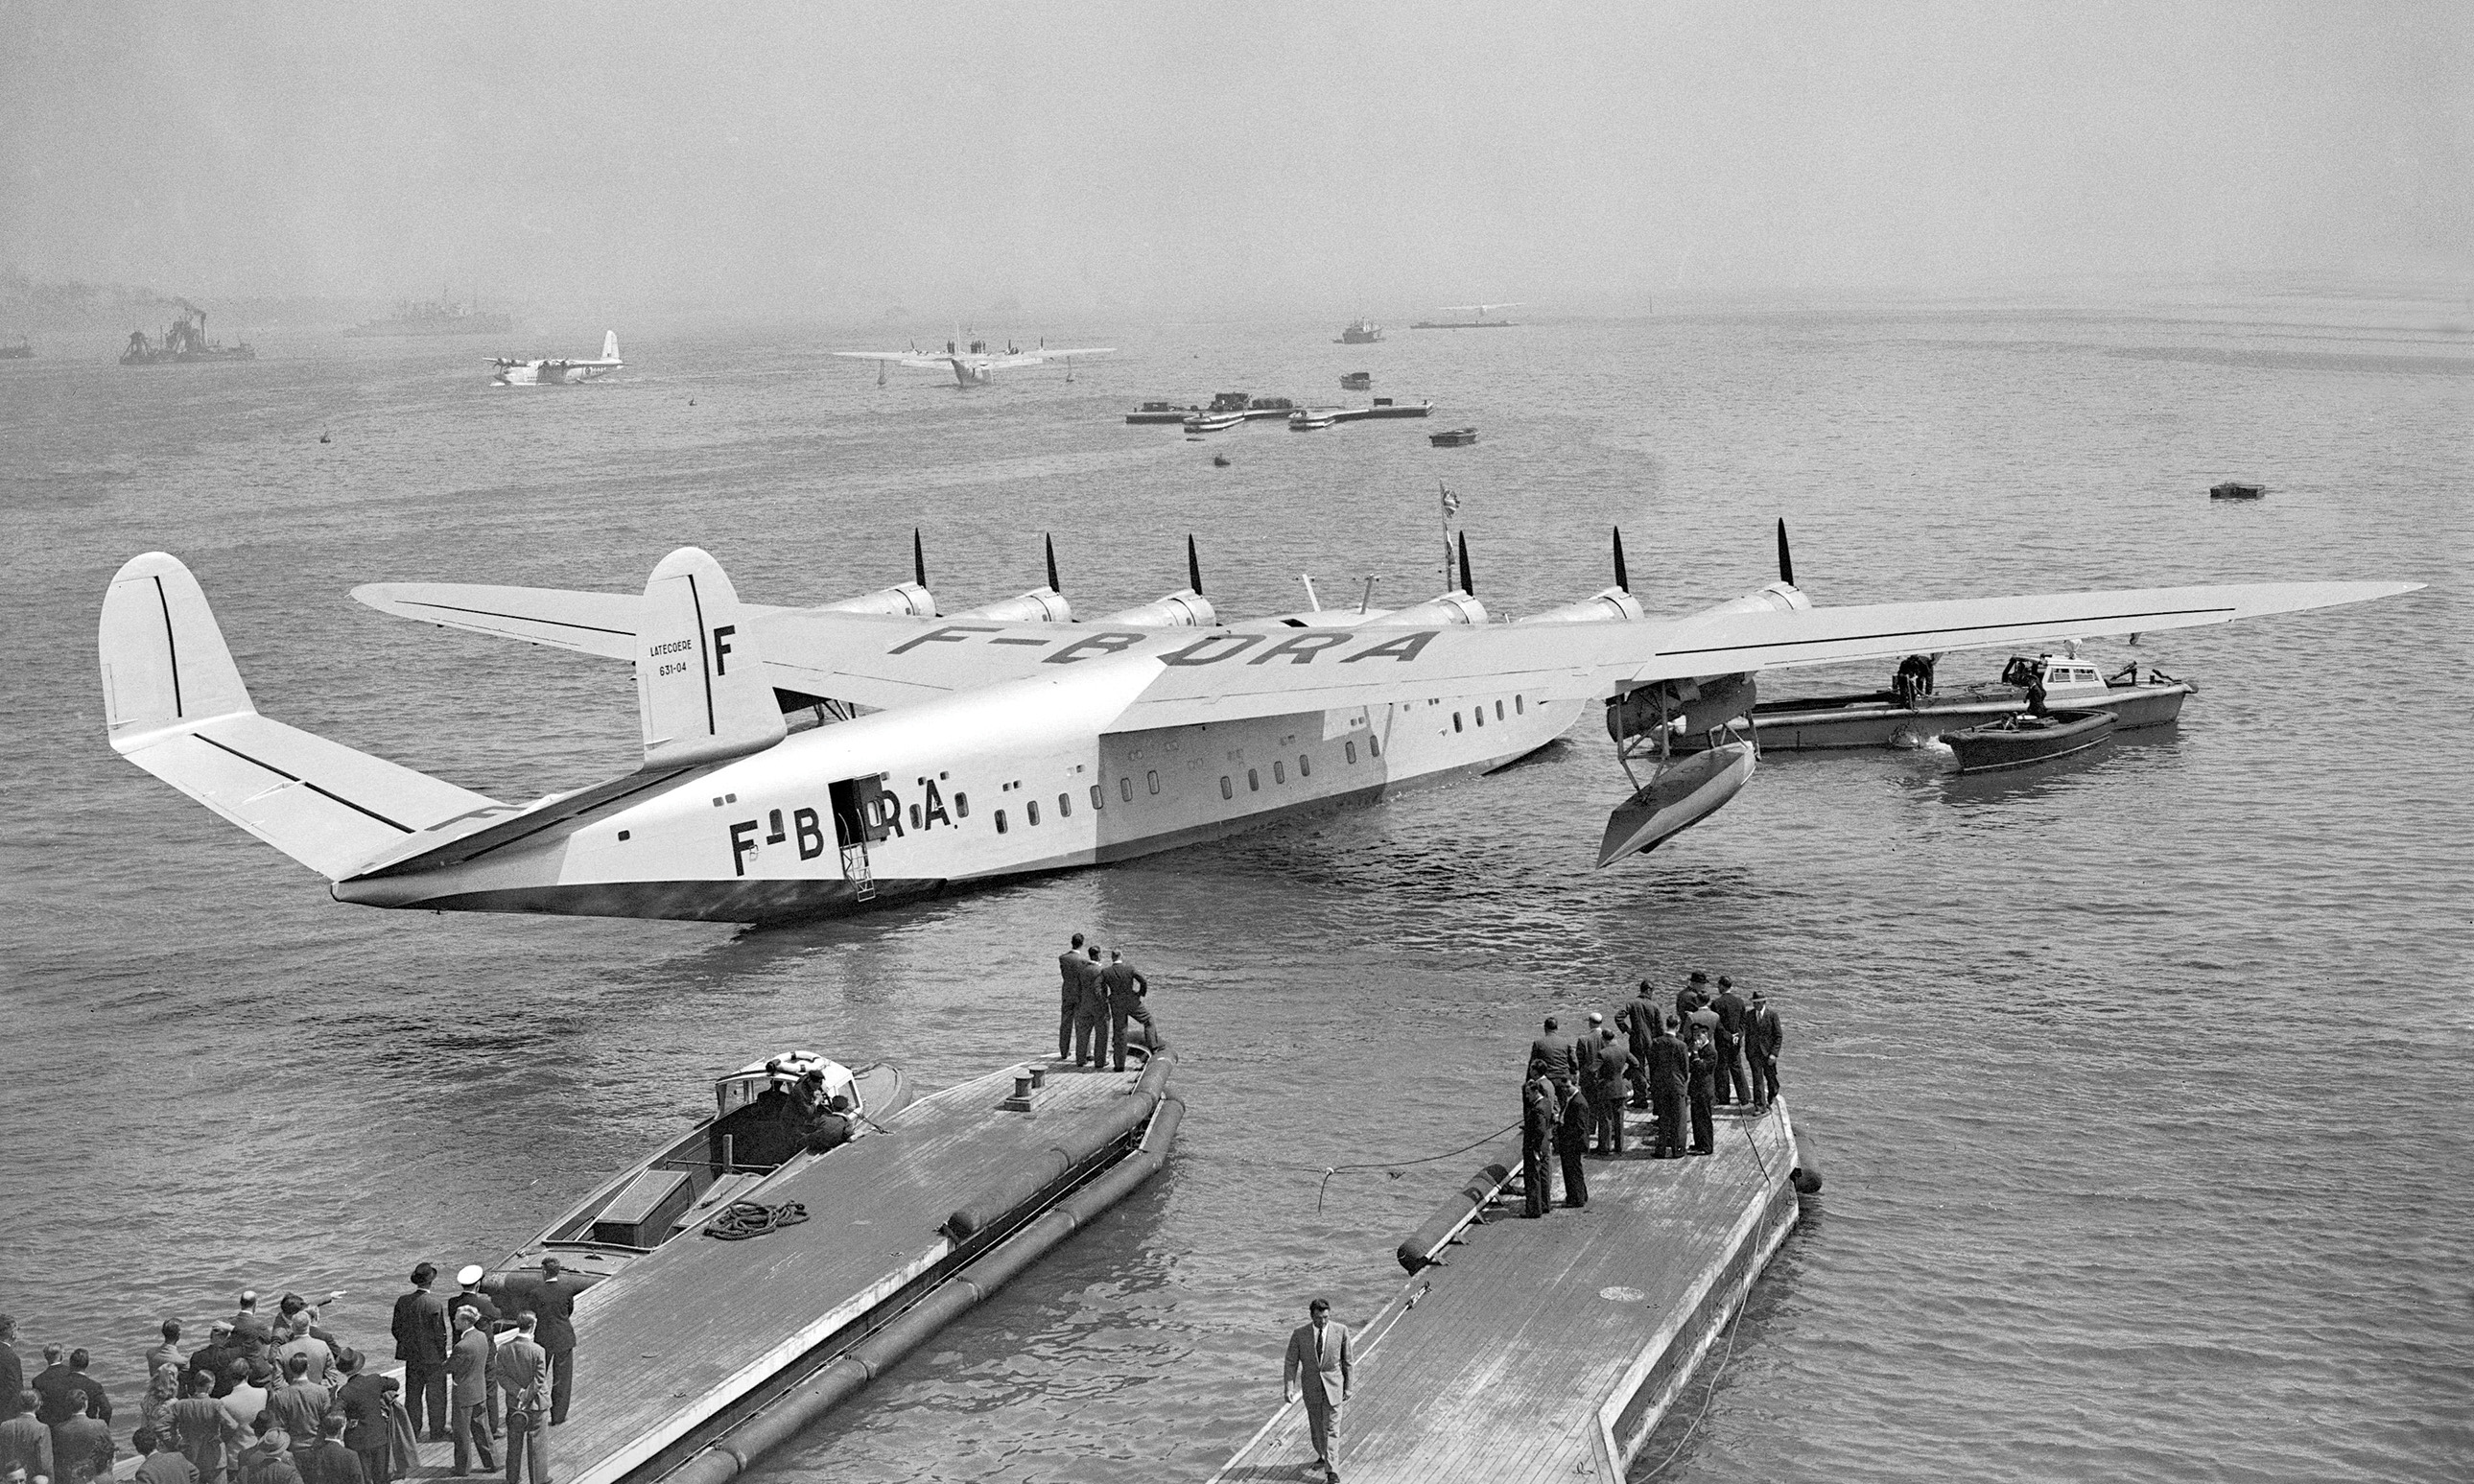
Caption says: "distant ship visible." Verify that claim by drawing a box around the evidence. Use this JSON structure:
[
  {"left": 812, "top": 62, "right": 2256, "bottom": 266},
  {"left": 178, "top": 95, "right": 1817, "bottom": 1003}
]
[
  {"left": 1411, "top": 301, "right": 1520, "bottom": 330},
  {"left": 121, "top": 306, "right": 255, "bottom": 365},
  {"left": 1335, "top": 318, "right": 1384, "bottom": 344},
  {"left": 345, "top": 293, "right": 515, "bottom": 338}
]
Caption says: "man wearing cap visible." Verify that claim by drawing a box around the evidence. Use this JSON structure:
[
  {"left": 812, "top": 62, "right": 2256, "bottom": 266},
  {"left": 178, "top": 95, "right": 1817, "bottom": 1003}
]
[
  {"left": 444, "top": 1310, "right": 495, "bottom": 1476},
  {"left": 389, "top": 1264, "right": 450, "bottom": 1442},
  {"left": 1283, "top": 1299, "right": 1351, "bottom": 1483},
  {"left": 1747, "top": 989, "right": 1783, "bottom": 1110},
  {"left": 450, "top": 1268, "right": 502, "bottom": 1436}
]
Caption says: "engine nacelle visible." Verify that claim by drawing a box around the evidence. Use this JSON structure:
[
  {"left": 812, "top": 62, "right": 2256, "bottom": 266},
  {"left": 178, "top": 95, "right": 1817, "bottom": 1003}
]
[
  {"left": 1367, "top": 591, "right": 1487, "bottom": 627},
  {"left": 1092, "top": 590, "right": 1217, "bottom": 628},
  {"left": 1685, "top": 580, "right": 1808, "bottom": 620},
  {"left": 813, "top": 582, "right": 936, "bottom": 618},
  {"left": 953, "top": 587, "right": 1072, "bottom": 624},
  {"left": 1515, "top": 586, "right": 1645, "bottom": 625},
  {"left": 1606, "top": 672, "right": 1757, "bottom": 742}
]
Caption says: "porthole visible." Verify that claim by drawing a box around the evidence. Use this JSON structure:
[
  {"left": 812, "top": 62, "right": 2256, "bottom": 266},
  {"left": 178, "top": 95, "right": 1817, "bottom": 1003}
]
[
  {"left": 1516, "top": 695, "right": 1525, "bottom": 714},
  {"left": 1026, "top": 800, "right": 1041, "bottom": 826},
  {"left": 1121, "top": 777, "right": 1134, "bottom": 802},
  {"left": 995, "top": 809, "right": 1008, "bottom": 834},
  {"left": 1452, "top": 713, "right": 1463, "bottom": 733},
  {"left": 1146, "top": 770, "right": 1160, "bottom": 795},
  {"left": 1248, "top": 768, "right": 1260, "bottom": 791},
  {"left": 1346, "top": 742, "right": 1357, "bottom": 764},
  {"left": 1473, "top": 707, "right": 1484, "bottom": 727},
  {"left": 1058, "top": 792, "right": 1072, "bottom": 817},
  {"left": 1368, "top": 736, "right": 1380, "bottom": 757},
  {"left": 1092, "top": 785, "right": 1105, "bottom": 810},
  {"left": 1298, "top": 754, "right": 1311, "bottom": 777},
  {"left": 1495, "top": 699, "right": 1505, "bottom": 720},
  {"left": 954, "top": 792, "right": 970, "bottom": 817},
  {"left": 1220, "top": 776, "right": 1234, "bottom": 800},
  {"left": 1273, "top": 761, "right": 1285, "bottom": 784}
]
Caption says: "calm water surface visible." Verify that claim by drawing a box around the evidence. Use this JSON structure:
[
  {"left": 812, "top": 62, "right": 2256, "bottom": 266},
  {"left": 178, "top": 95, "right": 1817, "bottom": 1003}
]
[{"left": 3, "top": 298, "right": 2468, "bottom": 1481}]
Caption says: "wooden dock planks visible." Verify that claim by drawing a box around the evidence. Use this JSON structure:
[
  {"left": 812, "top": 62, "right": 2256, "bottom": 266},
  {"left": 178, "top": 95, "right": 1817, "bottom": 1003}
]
[
  {"left": 458, "top": 1058, "right": 1144, "bottom": 1484},
  {"left": 1213, "top": 1103, "right": 1798, "bottom": 1484}
]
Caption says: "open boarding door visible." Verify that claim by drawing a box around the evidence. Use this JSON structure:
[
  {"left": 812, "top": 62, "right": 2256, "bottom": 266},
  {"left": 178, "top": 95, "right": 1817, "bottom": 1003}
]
[{"left": 828, "top": 774, "right": 898, "bottom": 901}]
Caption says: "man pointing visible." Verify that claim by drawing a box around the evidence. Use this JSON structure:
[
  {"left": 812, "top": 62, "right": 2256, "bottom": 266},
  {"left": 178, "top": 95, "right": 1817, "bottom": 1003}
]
[{"left": 1283, "top": 1298, "right": 1351, "bottom": 1483}]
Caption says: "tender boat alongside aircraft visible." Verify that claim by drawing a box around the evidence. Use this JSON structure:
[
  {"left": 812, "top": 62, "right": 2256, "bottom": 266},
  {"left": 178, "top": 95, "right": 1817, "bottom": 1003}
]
[
  {"left": 1943, "top": 710, "right": 2117, "bottom": 773},
  {"left": 96, "top": 512, "right": 2415, "bottom": 924},
  {"left": 1676, "top": 653, "right": 2194, "bottom": 752}
]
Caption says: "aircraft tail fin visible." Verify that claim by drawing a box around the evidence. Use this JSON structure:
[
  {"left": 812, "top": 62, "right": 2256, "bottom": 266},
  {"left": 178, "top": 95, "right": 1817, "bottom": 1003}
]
[
  {"left": 602, "top": 330, "right": 620, "bottom": 363},
  {"left": 635, "top": 547, "right": 787, "bottom": 770},
  {"left": 100, "top": 554, "right": 512, "bottom": 880}
]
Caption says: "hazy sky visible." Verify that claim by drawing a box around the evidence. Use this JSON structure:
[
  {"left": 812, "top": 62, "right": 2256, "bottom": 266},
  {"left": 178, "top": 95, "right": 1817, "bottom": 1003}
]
[{"left": 4, "top": 1, "right": 2468, "bottom": 312}]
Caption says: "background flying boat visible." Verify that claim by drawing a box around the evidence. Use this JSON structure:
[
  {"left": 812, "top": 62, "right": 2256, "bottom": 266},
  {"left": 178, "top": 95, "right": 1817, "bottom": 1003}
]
[
  {"left": 834, "top": 335, "right": 1113, "bottom": 387},
  {"left": 490, "top": 331, "right": 623, "bottom": 386}
]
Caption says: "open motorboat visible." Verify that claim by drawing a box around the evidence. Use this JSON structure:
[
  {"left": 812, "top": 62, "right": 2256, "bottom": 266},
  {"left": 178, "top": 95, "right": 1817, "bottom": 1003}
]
[
  {"left": 489, "top": 1049, "right": 912, "bottom": 1289},
  {"left": 1673, "top": 652, "right": 2192, "bottom": 753},
  {"left": 1942, "top": 709, "right": 2115, "bottom": 773},
  {"left": 1182, "top": 411, "right": 1245, "bottom": 433}
]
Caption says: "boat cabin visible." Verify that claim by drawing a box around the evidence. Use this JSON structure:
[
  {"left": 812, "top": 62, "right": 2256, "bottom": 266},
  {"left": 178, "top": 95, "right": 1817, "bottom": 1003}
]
[{"left": 2001, "top": 653, "right": 2112, "bottom": 703}]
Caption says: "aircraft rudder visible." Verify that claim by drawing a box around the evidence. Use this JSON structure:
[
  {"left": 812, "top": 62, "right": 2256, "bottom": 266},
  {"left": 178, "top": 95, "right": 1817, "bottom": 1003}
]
[
  {"left": 603, "top": 330, "right": 620, "bottom": 362},
  {"left": 99, "top": 552, "right": 254, "bottom": 750},
  {"left": 636, "top": 547, "right": 787, "bottom": 770}
]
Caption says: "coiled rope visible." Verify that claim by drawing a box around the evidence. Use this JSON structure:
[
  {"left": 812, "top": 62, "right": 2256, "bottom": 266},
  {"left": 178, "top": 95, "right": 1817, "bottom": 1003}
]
[{"left": 702, "top": 1198, "right": 810, "bottom": 1240}]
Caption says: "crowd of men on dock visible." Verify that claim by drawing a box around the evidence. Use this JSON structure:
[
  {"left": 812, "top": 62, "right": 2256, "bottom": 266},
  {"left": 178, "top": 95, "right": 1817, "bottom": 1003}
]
[
  {"left": 0, "top": 1260, "right": 582, "bottom": 1484},
  {"left": 1518, "top": 972, "right": 1783, "bottom": 1217},
  {"left": 1055, "top": 933, "right": 1165, "bottom": 1071}
]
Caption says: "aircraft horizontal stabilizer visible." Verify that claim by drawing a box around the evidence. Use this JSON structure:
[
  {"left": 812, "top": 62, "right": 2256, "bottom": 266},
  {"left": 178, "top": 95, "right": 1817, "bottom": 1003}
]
[
  {"left": 636, "top": 547, "right": 787, "bottom": 770},
  {"left": 101, "top": 554, "right": 510, "bottom": 880},
  {"left": 351, "top": 581, "right": 650, "bottom": 660}
]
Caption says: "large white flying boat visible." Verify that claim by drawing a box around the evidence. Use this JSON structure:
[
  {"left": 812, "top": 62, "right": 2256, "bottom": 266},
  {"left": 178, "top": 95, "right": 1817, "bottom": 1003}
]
[
  {"left": 833, "top": 335, "right": 1112, "bottom": 388},
  {"left": 96, "top": 527, "right": 2415, "bottom": 925},
  {"left": 490, "top": 331, "right": 623, "bottom": 386}
]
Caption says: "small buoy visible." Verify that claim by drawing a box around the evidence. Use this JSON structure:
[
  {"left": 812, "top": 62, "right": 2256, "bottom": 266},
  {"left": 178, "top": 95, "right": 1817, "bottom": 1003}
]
[
  {"left": 318, "top": 431, "right": 331, "bottom": 444},
  {"left": 689, "top": 398, "right": 696, "bottom": 406},
  {"left": 1212, "top": 454, "right": 1230, "bottom": 467},
  {"left": 1790, "top": 1166, "right": 1823, "bottom": 1194}
]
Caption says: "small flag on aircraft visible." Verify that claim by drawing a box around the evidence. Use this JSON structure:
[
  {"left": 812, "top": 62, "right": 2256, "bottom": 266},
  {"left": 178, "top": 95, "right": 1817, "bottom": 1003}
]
[{"left": 1439, "top": 483, "right": 1460, "bottom": 517}]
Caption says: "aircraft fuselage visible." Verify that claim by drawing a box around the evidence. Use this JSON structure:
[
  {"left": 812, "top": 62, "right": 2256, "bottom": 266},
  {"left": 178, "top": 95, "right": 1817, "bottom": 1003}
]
[{"left": 333, "top": 665, "right": 1581, "bottom": 923}]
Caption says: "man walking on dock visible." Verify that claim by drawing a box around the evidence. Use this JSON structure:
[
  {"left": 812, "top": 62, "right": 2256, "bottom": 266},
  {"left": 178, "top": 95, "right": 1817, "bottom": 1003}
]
[
  {"left": 1283, "top": 1299, "right": 1351, "bottom": 1483},
  {"left": 390, "top": 1265, "right": 450, "bottom": 1442},
  {"left": 1520, "top": 1067, "right": 1560, "bottom": 1216}
]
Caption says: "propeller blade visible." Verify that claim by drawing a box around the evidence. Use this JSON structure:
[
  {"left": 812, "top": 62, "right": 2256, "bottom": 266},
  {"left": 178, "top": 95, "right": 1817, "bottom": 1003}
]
[
  {"left": 1776, "top": 518, "right": 1795, "bottom": 589},
  {"left": 1045, "top": 533, "right": 1061, "bottom": 593},
  {"left": 1457, "top": 530, "right": 1473, "bottom": 597},
  {"left": 912, "top": 528, "right": 928, "bottom": 590},
  {"left": 1613, "top": 528, "right": 1630, "bottom": 593},
  {"left": 1187, "top": 534, "right": 1203, "bottom": 596}
]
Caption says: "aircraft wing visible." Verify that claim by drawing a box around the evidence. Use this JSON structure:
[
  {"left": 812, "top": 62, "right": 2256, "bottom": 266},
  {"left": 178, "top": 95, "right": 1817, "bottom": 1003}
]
[
  {"left": 1020, "top": 346, "right": 1113, "bottom": 361},
  {"left": 831, "top": 351, "right": 953, "bottom": 368}
]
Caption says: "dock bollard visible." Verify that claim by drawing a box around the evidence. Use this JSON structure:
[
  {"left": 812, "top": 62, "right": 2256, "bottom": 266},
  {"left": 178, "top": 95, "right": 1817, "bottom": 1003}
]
[
  {"left": 1029, "top": 1067, "right": 1047, "bottom": 1089},
  {"left": 1001, "top": 1074, "right": 1035, "bottom": 1113}
]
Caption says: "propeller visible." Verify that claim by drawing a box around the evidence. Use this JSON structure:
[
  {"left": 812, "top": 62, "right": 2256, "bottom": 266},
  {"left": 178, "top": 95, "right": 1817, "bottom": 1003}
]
[
  {"left": 1045, "top": 533, "right": 1061, "bottom": 593},
  {"left": 1457, "top": 530, "right": 1473, "bottom": 597},
  {"left": 912, "top": 528, "right": 928, "bottom": 590},
  {"left": 1776, "top": 518, "right": 1795, "bottom": 589},
  {"left": 1187, "top": 534, "right": 1203, "bottom": 596},
  {"left": 1613, "top": 527, "right": 1630, "bottom": 593}
]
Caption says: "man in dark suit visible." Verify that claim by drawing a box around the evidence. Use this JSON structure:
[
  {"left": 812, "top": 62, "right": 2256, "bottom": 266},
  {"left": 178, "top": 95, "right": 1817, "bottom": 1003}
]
[
  {"left": 0, "top": 1391, "right": 50, "bottom": 1483},
  {"left": 488, "top": 1317, "right": 550, "bottom": 1484},
  {"left": 1072, "top": 946, "right": 1110, "bottom": 1068},
  {"left": 36, "top": 1349, "right": 108, "bottom": 1429},
  {"left": 1520, "top": 1069, "right": 1559, "bottom": 1217},
  {"left": 50, "top": 1390, "right": 109, "bottom": 1484},
  {"left": 0, "top": 1316, "right": 20, "bottom": 1419},
  {"left": 1524, "top": 1018, "right": 1572, "bottom": 1086},
  {"left": 1619, "top": 986, "right": 1660, "bottom": 1108},
  {"left": 331, "top": 1355, "right": 389, "bottom": 1484},
  {"left": 1569, "top": 1016, "right": 1606, "bottom": 1153},
  {"left": 1747, "top": 989, "right": 1783, "bottom": 1110},
  {"left": 445, "top": 1309, "right": 495, "bottom": 1475},
  {"left": 135, "top": 1424, "right": 199, "bottom": 1484},
  {"left": 1098, "top": 951, "right": 1152, "bottom": 1071},
  {"left": 1649, "top": 1017, "right": 1691, "bottom": 1159},
  {"left": 1709, "top": 977, "right": 1753, "bottom": 1107},
  {"left": 516, "top": 1259, "right": 579, "bottom": 1426},
  {"left": 389, "top": 1264, "right": 450, "bottom": 1442},
  {"left": 1685, "top": 1024, "right": 1718, "bottom": 1155},
  {"left": 1592, "top": 1027, "right": 1634, "bottom": 1156},
  {"left": 300, "top": 1417, "right": 360, "bottom": 1484},
  {"left": 1056, "top": 932, "right": 1089, "bottom": 1060},
  {"left": 1675, "top": 971, "right": 1709, "bottom": 1025},
  {"left": 1555, "top": 1079, "right": 1591, "bottom": 1208},
  {"left": 186, "top": 1324, "right": 238, "bottom": 1399}
]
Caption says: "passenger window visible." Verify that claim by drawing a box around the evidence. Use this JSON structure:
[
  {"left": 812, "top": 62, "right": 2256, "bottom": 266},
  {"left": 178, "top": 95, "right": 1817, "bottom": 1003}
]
[
  {"left": 1026, "top": 800, "right": 1040, "bottom": 826},
  {"left": 1120, "top": 777, "right": 1133, "bottom": 803},
  {"left": 1248, "top": 768, "right": 1260, "bottom": 791},
  {"left": 1273, "top": 761, "right": 1285, "bottom": 784},
  {"left": 1146, "top": 770, "right": 1160, "bottom": 795},
  {"left": 1452, "top": 713, "right": 1463, "bottom": 733},
  {"left": 994, "top": 809, "right": 1007, "bottom": 834},
  {"left": 1496, "top": 700, "right": 1504, "bottom": 720},
  {"left": 1092, "top": 785, "right": 1105, "bottom": 811},
  {"left": 1058, "top": 792, "right": 1072, "bottom": 817},
  {"left": 1346, "top": 742, "right": 1357, "bottom": 764},
  {"left": 1220, "top": 776, "right": 1233, "bottom": 800},
  {"left": 955, "top": 792, "right": 970, "bottom": 817},
  {"left": 1473, "top": 707, "right": 1484, "bottom": 727},
  {"left": 1298, "top": 754, "right": 1311, "bottom": 777},
  {"left": 1516, "top": 695, "right": 1525, "bottom": 715},
  {"left": 1368, "top": 736, "right": 1380, "bottom": 757}
]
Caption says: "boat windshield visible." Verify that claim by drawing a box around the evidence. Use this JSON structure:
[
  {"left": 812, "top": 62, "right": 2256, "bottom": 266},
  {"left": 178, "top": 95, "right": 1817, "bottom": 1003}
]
[{"left": 714, "top": 1052, "right": 857, "bottom": 1118}]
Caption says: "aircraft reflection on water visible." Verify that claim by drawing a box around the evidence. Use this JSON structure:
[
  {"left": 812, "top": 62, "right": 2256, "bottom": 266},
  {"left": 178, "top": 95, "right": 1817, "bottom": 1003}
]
[{"left": 97, "top": 520, "right": 2415, "bottom": 926}]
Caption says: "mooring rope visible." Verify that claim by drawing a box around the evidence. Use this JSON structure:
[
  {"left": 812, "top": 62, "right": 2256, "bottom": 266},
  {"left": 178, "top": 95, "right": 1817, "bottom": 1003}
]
[
  {"left": 1308, "top": 1121, "right": 1521, "bottom": 1213},
  {"left": 702, "top": 1198, "right": 811, "bottom": 1240}
]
